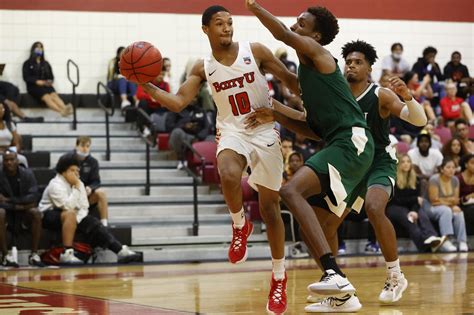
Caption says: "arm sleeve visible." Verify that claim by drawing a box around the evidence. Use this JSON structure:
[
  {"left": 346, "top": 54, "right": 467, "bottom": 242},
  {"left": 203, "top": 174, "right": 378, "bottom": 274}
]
[{"left": 22, "top": 61, "right": 37, "bottom": 84}]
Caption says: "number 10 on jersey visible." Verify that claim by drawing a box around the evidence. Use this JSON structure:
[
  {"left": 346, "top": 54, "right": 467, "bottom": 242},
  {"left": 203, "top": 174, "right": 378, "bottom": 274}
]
[{"left": 229, "top": 92, "right": 251, "bottom": 116}]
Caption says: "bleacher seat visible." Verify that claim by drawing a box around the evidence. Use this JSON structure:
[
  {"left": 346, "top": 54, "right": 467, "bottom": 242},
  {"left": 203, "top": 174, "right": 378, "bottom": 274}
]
[
  {"left": 241, "top": 177, "right": 261, "bottom": 221},
  {"left": 396, "top": 142, "right": 410, "bottom": 154},
  {"left": 157, "top": 133, "right": 170, "bottom": 151},
  {"left": 434, "top": 126, "right": 452, "bottom": 144},
  {"left": 469, "top": 125, "right": 474, "bottom": 140},
  {"left": 187, "top": 141, "right": 219, "bottom": 184},
  {"left": 21, "top": 134, "right": 33, "bottom": 151},
  {"left": 23, "top": 151, "right": 51, "bottom": 168}
]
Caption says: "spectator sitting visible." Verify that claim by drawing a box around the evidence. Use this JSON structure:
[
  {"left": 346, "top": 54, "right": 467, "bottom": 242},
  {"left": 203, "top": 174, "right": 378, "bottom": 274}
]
[
  {"left": 443, "top": 51, "right": 470, "bottom": 97},
  {"left": 169, "top": 102, "right": 211, "bottom": 169},
  {"left": 293, "top": 133, "right": 315, "bottom": 161},
  {"left": 390, "top": 115, "right": 423, "bottom": 145},
  {"left": 107, "top": 46, "right": 138, "bottom": 110},
  {"left": 22, "top": 41, "right": 72, "bottom": 117},
  {"left": 0, "top": 151, "right": 44, "bottom": 267},
  {"left": 381, "top": 42, "right": 411, "bottom": 78},
  {"left": 283, "top": 151, "right": 303, "bottom": 184},
  {"left": 412, "top": 46, "right": 444, "bottom": 83},
  {"left": 39, "top": 154, "right": 141, "bottom": 264},
  {"left": 421, "top": 122, "right": 443, "bottom": 150},
  {"left": 458, "top": 154, "right": 474, "bottom": 235},
  {"left": 403, "top": 71, "right": 436, "bottom": 123},
  {"left": 161, "top": 57, "right": 175, "bottom": 93},
  {"left": 0, "top": 103, "right": 29, "bottom": 167},
  {"left": 440, "top": 82, "right": 473, "bottom": 127},
  {"left": 441, "top": 137, "right": 467, "bottom": 174},
  {"left": 71, "top": 136, "right": 109, "bottom": 227},
  {"left": 386, "top": 154, "right": 446, "bottom": 252},
  {"left": 281, "top": 137, "right": 294, "bottom": 164},
  {"left": 408, "top": 132, "right": 443, "bottom": 181},
  {"left": 454, "top": 118, "right": 474, "bottom": 153},
  {"left": 275, "top": 47, "right": 297, "bottom": 73},
  {"left": 425, "top": 157, "right": 468, "bottom": 252},
  {"left": 0, "top": 81, "right": 43, "bottom": 122}
]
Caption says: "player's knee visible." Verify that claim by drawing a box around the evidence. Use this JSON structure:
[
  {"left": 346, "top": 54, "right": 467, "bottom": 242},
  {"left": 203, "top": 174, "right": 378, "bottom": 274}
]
[
  {"left": 279, "top": 184, "right": 295, "bottom": 203},
  {"left": 218, "top": 167, "right": 241, "bottom": 188}
]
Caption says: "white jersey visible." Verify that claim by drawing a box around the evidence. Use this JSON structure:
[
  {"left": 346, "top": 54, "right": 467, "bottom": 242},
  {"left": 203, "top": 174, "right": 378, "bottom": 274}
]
[{"left": 204, "top": 41, "right": 273, "bottom": 135}]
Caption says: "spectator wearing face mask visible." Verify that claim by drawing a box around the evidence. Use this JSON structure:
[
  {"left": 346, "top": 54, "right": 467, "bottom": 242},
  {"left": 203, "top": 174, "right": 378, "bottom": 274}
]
[
  {"left": 22, "top": 41, "right": 72, "bottom": 116},
  {"left": 66, "top": 136, "right": 109, "bottom": 227},
  {"left": 381, "top": 43, "right": 411, "bottom": 78}
]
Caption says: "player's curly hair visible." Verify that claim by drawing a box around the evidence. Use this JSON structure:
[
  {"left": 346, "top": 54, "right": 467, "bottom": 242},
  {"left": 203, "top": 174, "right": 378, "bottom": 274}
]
[
  {"left": 307, "top": 6, "right": 339, "bottom": 46},
  {"left": 341, "top": 40, "right": 378, "bottom": 66}
]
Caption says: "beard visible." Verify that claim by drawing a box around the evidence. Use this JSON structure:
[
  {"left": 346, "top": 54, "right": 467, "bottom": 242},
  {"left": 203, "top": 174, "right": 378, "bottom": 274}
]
[{"left": 346, "top": 74, "right": 357, "bottom": 83}]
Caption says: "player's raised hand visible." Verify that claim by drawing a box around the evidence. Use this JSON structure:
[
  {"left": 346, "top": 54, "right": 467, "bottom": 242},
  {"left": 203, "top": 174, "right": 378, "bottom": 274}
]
[
  {"left": 244, "top": 108, "right": 275, "bottom": 129},
  {"left": 245, "top": 0, "right": 257, "bottom": 10},
  {"left": 388, "top": 76, "right": 412, "bottom": 101}
]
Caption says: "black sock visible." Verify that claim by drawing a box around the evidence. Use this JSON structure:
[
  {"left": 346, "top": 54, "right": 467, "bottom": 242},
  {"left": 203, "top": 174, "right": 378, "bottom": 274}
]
[
  {"left": 109, "top": 241, "right": 123, "bottom": 254},
  {"left": 320, "top": 253, "right": 345, "bottom": 277}
]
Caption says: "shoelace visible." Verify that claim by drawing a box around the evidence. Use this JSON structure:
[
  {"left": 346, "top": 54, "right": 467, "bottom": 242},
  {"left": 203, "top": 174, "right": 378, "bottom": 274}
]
[
  {"left": 269, "top": 279, "right": 285, "bottom": 304},
  {"left": 231, "top": 227, "right": 245, "bottom": 251},
  {"left": 320, "top": 272, "right": 337, "bottom": 282},
  {"left": 383, "top": 276, "right": 399, "bottom": 292}
]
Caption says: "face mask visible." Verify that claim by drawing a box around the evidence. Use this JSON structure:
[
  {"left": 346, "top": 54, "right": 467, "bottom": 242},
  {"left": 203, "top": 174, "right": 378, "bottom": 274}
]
[
  {"left": 34, "top": 48, "right": 43, "bottom": 56},
  {"left": 76, "top": 150, "right": 89, "bottom": 158},
  {"left": 392, "top": 53, "right": 401, "bottom": 61}
]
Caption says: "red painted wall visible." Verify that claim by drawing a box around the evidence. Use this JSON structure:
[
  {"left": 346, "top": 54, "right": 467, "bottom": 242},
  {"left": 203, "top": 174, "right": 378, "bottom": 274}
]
[{"left": 1, "top": 0, "right": 473, "bottom": 22}]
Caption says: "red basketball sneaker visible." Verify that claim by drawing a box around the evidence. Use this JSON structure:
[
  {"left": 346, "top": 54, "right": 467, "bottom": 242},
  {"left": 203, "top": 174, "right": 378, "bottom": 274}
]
[
  {"left": 267, "top": 272, "right": 287, "bottom": 314},
  {"left": 228, "top": 219, "right": 253, "bottom": 264}
]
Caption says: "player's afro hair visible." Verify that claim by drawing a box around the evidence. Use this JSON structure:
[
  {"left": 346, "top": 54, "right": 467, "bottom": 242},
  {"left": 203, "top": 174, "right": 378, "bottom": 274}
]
[
  {"left": 307, "top": 6, "right": 339, "bottom": 46},
  {"left": 202, "top": 5, "right": 229, "bottom": 26},
  {"left": 341, "top": 40, "right": 378, "bottom": 66}
]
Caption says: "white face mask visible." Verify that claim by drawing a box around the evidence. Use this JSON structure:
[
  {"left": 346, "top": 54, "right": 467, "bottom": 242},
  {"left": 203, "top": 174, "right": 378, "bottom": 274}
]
[
  {"left": 392, "top": 53, "right": 402, "bottom": 61},
  {"left": 76, "top": 150, "right": 89, "bottom": 158}
]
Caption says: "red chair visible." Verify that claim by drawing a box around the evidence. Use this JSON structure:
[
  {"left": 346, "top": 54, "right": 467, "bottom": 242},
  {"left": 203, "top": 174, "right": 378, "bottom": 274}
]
[
  {"left": 241, "top": 177, "right": 260, "bottom": 221},
  {"left": 396, "top": 141, "right": 410, "bottom": 155},
  {"left": 186, "top": 141, "right": 219, "bottom": 184},
  {"left": 434, "top": 126, "right": 452, "bottom": 145},
  {"left": 157, "top": 133, "right": 170, "bottom": 151},
  {"left": 469, "top": 125, "right": 474, "bottom": 140}
]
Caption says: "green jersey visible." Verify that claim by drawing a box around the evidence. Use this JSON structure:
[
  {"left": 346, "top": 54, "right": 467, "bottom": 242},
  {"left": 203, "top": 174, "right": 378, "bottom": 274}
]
[
  {"left": 298, "top": 62, "right": 368, "bottom": 142},
  {"left": 356, "top": 83, "right": 393, "bottom": 155}
]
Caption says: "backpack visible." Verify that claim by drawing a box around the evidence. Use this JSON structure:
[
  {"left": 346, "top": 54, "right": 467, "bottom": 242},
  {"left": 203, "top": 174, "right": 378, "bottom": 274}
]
[{"left": 40, "top": 242, "right": 93, "bottom": 265}]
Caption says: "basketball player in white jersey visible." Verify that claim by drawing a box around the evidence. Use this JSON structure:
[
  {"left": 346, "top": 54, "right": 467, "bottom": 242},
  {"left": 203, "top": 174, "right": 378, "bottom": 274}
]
[{"left": 141, "top": 5, "right": 311, "bottom": 314}]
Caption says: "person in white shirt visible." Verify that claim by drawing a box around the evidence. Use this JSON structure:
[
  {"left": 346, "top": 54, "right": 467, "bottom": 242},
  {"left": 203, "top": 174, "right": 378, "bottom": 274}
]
[
  {"left": 39, "top": 154, "right": 140, "bottom": 264},
  {"left": 381, "top": 43, "right": 411, "bottom": 78},
  {"left": 408, "top": 133, "right": 444, "bottom": 180}
]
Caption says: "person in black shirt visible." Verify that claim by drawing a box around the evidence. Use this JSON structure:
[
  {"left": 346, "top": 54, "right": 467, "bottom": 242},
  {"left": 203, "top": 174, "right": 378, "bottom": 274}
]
[
  {"left": 22, "top": 41, "right": 72, "bottom": 116},
  {"left": 0, "top": 151, "right": 44, "bottom": 266},
  {"left": 73, "top": 136, "right": 109, "bottom": 226}
]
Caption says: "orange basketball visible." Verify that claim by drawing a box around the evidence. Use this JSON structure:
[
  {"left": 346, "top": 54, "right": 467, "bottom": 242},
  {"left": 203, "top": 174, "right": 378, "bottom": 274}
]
[{"left": 119, "top": 41, "right": 163, "bottom": 84}]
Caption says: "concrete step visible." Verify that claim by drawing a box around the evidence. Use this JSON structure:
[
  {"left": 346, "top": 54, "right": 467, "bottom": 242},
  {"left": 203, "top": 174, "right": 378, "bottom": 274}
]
[
  {"left": 103, "top": 185, "right": 210, "bottom": 198},
  {"left": 50, "top": 151, "right": 172, "bottom": 165},
  {"left": 102, "top": 176, "right": 193, "bottom": 186},
  {"left": 110, "top": 213, "right": 230, "bottom": 225},
  {"left": 98, "top": 160, "right": 177, "bottom": 169},
  {"left": 100, "top": 168, "right": 186, "bottom": 180},
  {"left": 18, "top": 122, "right": 134, "bottom": 134},
  {"left": 109, "top": 204, "right": 228, "bottom": 217},
  {"left": 33, "top": 137, "right": 145, "bottom": 151},
  {"left": 132, "top": 230, "right": 268, "bottom": 246},
  {"left": 108, "top": 194, "right": 224, "bottom": 205},
  {"left": 21, "top": 108, "right": 126, "bottom": 122}
]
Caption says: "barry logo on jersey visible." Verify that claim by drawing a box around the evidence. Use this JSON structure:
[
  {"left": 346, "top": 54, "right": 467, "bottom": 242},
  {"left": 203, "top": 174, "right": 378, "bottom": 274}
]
[{"left": 212, "top": 71, "right": 255, "bottom": 92}]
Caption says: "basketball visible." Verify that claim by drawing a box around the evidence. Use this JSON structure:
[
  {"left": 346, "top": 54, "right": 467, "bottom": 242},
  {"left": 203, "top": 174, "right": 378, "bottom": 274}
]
[{"left": 119, "top": 41, "right": 163, "bottom": 84}]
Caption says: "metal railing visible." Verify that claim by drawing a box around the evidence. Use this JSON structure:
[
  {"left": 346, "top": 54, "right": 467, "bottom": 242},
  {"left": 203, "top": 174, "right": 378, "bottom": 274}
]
[
  {"left": 67, "top": 59, "right": 79, "bottom": 130},
  {"left": 96, "top": 82, "right": 115, "bottom": 161},
  {"left": 136, "top": 108, "right": 156, "bottom": 196}
]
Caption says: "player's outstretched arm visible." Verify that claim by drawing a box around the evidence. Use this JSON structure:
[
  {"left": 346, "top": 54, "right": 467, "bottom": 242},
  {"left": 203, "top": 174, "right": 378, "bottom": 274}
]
[
  {"left": 380, "top": 76, "right": 427, "bottom": 127},
  {"left": 244, "top": 99, "right": 320, "bottom": 140},
  {"left": 246, "top": 0, "right": 325, "bottom": 65},
  {"left": 141, "top": 60, "right": 205, "bottom": 113},
  {"left": 251, "top": 42, "right": 299, "bottom": 96}
]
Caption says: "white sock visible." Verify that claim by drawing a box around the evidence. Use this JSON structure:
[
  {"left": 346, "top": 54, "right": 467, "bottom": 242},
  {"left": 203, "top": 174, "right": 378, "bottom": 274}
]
[
  {"left": 230, "top": 208, "right": 245, "bottom": 228},
  {"left": 101, "top": 219, "right": 108, "bottom": 227},
  {"left": 272, "top": 257, "right": 286, "bottom": 280},
  {"left": 386, "top": 259, "right": 401, "bottom": 276}
]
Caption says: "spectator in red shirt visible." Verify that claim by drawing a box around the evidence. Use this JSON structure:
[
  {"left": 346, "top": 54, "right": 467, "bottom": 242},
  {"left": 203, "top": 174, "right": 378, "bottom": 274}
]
[
  {"left": 440, "top": 82, "right": 473, "bottom": 128},
  {"left": 136, "top": 71, "right": 170, "bottom": 114}
]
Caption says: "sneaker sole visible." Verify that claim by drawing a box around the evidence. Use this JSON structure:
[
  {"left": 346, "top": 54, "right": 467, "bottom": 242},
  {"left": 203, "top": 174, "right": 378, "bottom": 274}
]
[
  {"left": 379, "top": 279, "right": 408, "bottom": 304},
  {"left": 308, "top": 285, "right": 356, "bottom": 296},
  {"left": 229, "top": 223, "right": 254, "bottom": 264},
  {"left": 266, "top": 302, "right": 287, "bottom": 315},
  {"left": 118, "top": 254, "right": 142, "bottom": 264},
  {"left": 304, "top": 302, "right": 362, "bottom": 313}
]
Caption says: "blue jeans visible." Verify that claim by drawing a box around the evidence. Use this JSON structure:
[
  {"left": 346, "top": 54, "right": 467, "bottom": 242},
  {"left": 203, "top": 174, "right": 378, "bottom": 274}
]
[
  {"left": 423, "top": 200, "right": 467, "bottom": 243},
  {"left": 108, "top": 78, "right": 136, "bottom": 97}
]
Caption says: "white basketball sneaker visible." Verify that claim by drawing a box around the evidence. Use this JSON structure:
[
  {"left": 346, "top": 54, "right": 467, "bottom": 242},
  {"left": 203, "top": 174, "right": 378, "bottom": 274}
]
[
  {"left": 308, "top": 269, "right": 356, "bottom": 296},
  {"left": 306, "top": 295, "right": 324, "bottom": 303},
  {"left": 304, "top": 294, "right": 362, "bottom": 313},
  {"left": 379, "top": 272, "right": 408, "bottom": 304}
]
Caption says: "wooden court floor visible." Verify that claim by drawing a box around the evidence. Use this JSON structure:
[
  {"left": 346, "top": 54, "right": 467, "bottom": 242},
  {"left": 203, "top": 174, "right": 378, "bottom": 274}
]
[{"left": 0, "top": 253, "right": 472, "bottom": 314}]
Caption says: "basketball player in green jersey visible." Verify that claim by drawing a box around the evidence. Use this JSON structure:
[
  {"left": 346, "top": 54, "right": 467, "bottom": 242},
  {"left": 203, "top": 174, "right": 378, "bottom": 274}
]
[
  {"left": 246, "top": 1, "right": 373, "bottom": 311},
  {"left": 304, "top": 41, "right": 427, "bottom": 310}
]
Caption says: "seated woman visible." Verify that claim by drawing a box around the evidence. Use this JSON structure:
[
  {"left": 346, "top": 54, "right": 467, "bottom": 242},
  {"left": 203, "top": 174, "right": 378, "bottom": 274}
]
[
  {"left": 22, "top": 42, "right": 72, "bottom": 116},
  {"left": 107, "top": 46, "right": 138, "bottom": 110},
  {"left": 0, "top": 103, "right": 28, "bottom": 167},
  {"left": 458, "top": 154, "right": 474, "bottom": 235},
  {"left": 425, "top": 157, "right": 468, "bottom": 252},
  {"left": 282, "top": 151, "right": 304, "bottom": 184},
  {"left": 386, "top": 154, "right": 445, "bottom": 252},
  {"left": 441, "top": 137, "right": 467, "bottom": 174}
]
